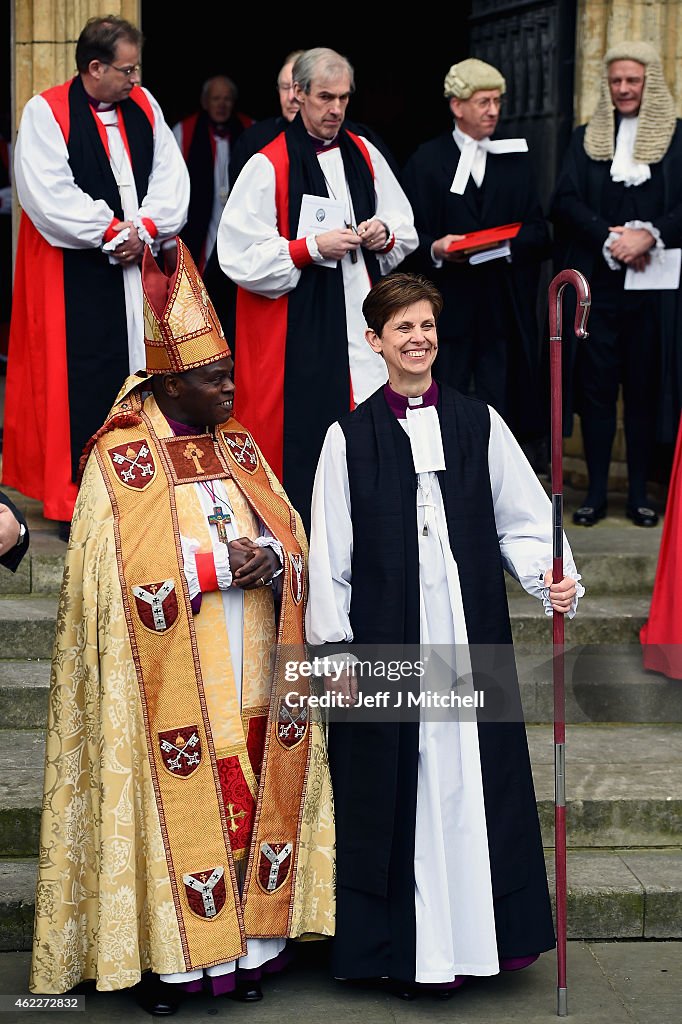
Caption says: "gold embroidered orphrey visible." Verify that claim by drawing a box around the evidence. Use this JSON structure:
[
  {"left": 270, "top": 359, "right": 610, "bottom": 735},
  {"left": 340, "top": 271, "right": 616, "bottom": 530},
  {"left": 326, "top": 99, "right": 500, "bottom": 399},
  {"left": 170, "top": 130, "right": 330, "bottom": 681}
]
[{"left": 96, "top": 406, "right": 313, "bottom": 954}]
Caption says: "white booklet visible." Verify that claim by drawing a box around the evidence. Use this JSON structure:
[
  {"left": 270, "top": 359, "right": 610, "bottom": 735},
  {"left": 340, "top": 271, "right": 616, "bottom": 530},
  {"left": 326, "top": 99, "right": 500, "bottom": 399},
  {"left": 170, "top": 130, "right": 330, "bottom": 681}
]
[
  {"left": 296, "top": 194, "right": 346, "bottom": 269},
  {"left": 624, "top": 248, "right": 681, "bottom": 290},
  {"left": 469, "top": 243, "right": 511, "bottom": 265}
]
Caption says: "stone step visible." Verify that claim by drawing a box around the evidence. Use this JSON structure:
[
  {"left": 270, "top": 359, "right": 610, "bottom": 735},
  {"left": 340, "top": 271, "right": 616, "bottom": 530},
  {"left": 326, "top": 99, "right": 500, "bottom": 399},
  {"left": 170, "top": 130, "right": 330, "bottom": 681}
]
[
  {"left": 504, "top": 520, "right": 661, "bottom": 598},
  {"left": 0, "top": 520, "right": 67, "bottom": 598},
  {"left": 0, "top": 598, "right": 57, "bottom": 661},
  {"left": 508, "top": 594, "right": 652, "bottom": 644},
  {"left": 528, "top": 724, "right": 682, "bottom": 848},
  {"left": 0, "top": 592, "right": 656, "bottom": 679},
  {"left": 0, "top": 483, "right": 663, "bottom": 600},
  {"left": 2, "top": 647, "right": 679, "bottom": 733},
  {"left": 2, "top": 725, "right": 680, "bottom": 859},
  {"left": 0, "top": 663, "right": 51, "bottom": 729},
  {"left": 544, "top": 848, "right": 682, "bottom": 940},
  {"left": 2, "top": 848, "right": 680, "bottom": 951},
  {"left": 515, "top": 643, "right": 682, "bottom": 724}
]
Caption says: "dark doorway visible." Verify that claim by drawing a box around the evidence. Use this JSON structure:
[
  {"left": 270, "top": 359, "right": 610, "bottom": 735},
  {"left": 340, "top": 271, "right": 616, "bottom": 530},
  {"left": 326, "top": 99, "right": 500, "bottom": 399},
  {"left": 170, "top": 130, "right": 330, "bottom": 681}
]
[{"left": 139, "top": 7, "right": 473, "bottom": 170}]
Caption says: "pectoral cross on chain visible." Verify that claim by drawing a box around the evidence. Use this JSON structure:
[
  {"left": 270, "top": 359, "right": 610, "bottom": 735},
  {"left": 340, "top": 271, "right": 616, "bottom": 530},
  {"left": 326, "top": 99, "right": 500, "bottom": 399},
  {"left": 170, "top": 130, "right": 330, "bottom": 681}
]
[{"left": 208, "top": 506, "right": 231, "bottom": 544}]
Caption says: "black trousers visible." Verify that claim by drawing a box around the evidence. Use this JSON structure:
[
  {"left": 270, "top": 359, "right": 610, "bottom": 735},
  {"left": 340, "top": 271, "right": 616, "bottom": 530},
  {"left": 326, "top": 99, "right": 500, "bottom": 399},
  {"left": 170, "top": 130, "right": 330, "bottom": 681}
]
[{"left": 574, "top": 280, "right": 660, "bottom": 506}]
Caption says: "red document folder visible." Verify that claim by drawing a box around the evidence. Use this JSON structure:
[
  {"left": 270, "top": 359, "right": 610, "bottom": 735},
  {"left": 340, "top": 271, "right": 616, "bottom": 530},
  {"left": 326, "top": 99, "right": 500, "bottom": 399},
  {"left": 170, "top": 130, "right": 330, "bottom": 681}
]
[{"left": 446, "top": 222, "right": 522, "bottom": 254}]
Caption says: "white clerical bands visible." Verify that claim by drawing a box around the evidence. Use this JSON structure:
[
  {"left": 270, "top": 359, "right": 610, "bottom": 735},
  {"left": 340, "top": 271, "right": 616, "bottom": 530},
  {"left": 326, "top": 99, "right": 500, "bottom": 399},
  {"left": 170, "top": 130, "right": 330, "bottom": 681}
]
[{"left": 450, "top": 137, "right": 528, "bottom": 194}]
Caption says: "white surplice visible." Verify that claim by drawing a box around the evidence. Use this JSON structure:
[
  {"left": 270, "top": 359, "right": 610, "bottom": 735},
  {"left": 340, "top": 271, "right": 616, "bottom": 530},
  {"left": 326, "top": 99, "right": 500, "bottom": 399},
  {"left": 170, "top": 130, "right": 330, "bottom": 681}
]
[
  {"left": 14, "top": 87, "right": 190, "bottom": 374},
  {"left": 216, "top": 137, "right": 418, "bottom": 406},
  {"left": 305, "top": 403, "right": 583, "bottom": 981}
]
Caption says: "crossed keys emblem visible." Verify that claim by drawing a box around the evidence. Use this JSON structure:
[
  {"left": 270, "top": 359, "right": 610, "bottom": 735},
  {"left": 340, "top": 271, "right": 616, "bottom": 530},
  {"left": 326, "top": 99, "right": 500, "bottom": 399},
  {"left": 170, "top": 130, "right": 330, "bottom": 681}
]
[
  {"left": 277, "top": 698, "right": 309, "bottom": 749},
  {"left": 108, "top": 439, "right": 156, "bottom": 490},
  {"left": 158, "top": 727, "right": 202, "bottom": 777},
  {"left": 223, "top": 432, "right": 258, "bottom": 473}
]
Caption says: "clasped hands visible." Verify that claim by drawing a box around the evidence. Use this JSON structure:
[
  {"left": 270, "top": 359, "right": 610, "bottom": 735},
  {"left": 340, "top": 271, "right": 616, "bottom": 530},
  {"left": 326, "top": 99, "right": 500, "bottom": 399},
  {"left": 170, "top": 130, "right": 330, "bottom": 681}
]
[
  {"left": 315, "top": 219, "right": 388, "bottom": 261},
  {"left": 111, "top": 221, "right": 145, "bottom": 265},
  {"left": 607, "top": 225, "right": 655, "bottom": 271},
  {"left": 228, "top": 537, "right": 279, "bottom": 589}
]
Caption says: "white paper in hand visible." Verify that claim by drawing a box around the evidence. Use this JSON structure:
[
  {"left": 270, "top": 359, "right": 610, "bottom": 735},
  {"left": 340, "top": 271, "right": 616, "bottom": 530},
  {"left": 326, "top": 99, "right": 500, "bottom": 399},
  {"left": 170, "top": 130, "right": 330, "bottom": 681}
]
[
  {"left": 624, "top": 249, "right": 681, "bottom": 290},
  {"left": 297, "top": 194, "right": 346, "bottom": 269}
]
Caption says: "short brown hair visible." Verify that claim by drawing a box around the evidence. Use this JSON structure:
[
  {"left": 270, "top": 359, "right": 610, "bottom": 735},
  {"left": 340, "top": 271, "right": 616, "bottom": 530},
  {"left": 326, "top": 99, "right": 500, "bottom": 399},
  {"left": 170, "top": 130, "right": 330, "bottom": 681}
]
[
  {"left": 362, "top": 273, "right": 444, "bottom": 336},
  {"left": 75, "top": 15, "right": 143, "bottom": 72}
]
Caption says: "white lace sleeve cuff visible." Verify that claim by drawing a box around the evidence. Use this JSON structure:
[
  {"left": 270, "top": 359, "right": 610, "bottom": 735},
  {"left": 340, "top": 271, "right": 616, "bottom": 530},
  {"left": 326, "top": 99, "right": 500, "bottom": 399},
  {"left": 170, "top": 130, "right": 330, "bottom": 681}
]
[
  {"left": 624, "top": 219, "right": 663, "bottom": 249},
  {"left": 602, "top": 231, "right": 621, "bottom": 270},
  {"left": 254, "top": 536, "right": 284, "bottom": 579},
  {"left": 430, "top": 242, "right": 443, "bottom": 268},
  {"left": 102, "top": 226, "right": 129, "bottom": 266},
  {"left": 306, "top": 233, "right": 323, "bottom": 262},
  {"left": 180, "top": 535, "right": 201, "bottom": 601},
  {"left": 537, "top": 573, "right": 585, "bottom": 619},
  {"left": 134, "top": 216, "right": 160, "bottom": 254},
  {"left": 213, "top": 541, "right": 233, "bottom": 589}
]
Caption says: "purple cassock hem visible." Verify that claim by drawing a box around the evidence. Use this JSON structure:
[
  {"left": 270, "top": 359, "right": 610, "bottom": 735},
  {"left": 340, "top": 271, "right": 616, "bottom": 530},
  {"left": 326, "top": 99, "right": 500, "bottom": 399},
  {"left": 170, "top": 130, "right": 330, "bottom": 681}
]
[
  {"left": 208, "top": 945, "right": 295, "bottom": 997},
  {"left": 499, "top": 954, "right": 539, "bottom": 971},
  {"left": 207, "top": 973, "right": 236, "bottom": 997},
  {"left": 411, "top": 954, "right": 539, "bottom": 992},
  {"left": 179, "top": 978, "right": 204, "bottom": 993},
  {"left": 240, "top": 944, "right": 296, "bottom": 980}
]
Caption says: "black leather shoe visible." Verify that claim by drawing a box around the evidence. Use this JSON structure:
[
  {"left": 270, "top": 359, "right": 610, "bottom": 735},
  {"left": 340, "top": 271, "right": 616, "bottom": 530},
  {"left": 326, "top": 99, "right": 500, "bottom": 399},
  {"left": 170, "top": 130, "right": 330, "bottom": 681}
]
[
  {"left": 135, "top": 975, "right": 180, "bottom": 1016},
  {"left": 231, "top": 980, "right": 263, "bottom": 1002},
  {"left": 626, "top": 505, "right": 659, "bottom": 527},
  {"left": 572, "top": 503, "right": 607, "bottom": 527}
]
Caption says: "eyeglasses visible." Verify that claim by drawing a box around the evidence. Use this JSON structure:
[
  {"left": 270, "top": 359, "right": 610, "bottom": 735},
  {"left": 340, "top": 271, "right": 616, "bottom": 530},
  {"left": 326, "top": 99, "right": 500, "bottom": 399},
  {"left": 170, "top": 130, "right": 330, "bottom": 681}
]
[
  {"left": 471, "top": 96, "right": 502, "bottom": 111},
  {"left": 102, "top": 62, "right": 141, "bottom": 77}
]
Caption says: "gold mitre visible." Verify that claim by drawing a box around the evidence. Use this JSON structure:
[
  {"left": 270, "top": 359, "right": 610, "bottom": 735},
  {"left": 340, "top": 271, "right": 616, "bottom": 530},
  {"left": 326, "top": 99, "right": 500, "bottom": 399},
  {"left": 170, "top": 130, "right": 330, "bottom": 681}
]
[{"left": 142, "top": 236, "right": 231, "bottom": 374}]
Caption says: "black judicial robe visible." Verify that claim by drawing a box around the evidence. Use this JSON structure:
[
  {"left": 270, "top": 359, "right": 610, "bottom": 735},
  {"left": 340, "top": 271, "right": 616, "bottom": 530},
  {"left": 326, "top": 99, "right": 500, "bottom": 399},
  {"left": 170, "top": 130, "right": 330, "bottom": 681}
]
[
  {"left": 550, "top": 122, "right": 682, "bottom": 444},
  {"left": 316, "top": 384, "right": 555, "bottom": 981},
  {"left": 401, "top": 134, "right": 551, "bottom": 441}
]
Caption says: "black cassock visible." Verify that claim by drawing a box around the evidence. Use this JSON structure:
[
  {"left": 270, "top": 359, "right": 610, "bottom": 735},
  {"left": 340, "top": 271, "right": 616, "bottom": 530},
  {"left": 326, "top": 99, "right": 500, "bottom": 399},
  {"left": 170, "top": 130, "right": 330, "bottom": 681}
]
[{"left": 315, "top": 386, "right": 556, "bottom": 982}]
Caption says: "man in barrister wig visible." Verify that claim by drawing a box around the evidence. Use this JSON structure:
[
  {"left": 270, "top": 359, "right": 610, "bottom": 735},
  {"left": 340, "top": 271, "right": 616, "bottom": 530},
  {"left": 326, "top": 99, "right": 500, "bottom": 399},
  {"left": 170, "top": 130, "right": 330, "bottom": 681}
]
[
  {"left": 401, "top": 58, "right": 550, "bottom": 448},
  {"left": 551, "top": 40, "right": 682, "bottom": 528},
  {"left": 29, "top": 237, "right": 334, "bottom": 1016}
]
